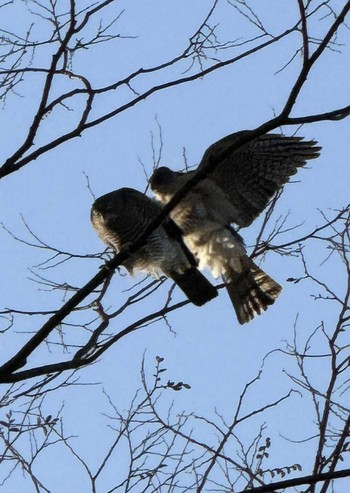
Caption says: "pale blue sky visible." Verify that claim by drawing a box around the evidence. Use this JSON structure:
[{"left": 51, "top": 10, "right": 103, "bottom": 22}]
[{"left": 1, "top": 1, "right": 350, "bottom": 490}]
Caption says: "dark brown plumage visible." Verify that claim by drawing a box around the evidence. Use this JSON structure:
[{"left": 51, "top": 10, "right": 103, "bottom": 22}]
[
  {"left": 197, "top": 132, "right": 321, "bottom": 226},
  {"left": 149, "top": 132, "right": 321, "bottom": 324},
  {"left": 91, "top": 188, "right": 218, "bottom": 306}
]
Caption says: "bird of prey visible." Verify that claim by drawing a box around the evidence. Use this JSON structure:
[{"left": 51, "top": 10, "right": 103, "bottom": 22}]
[
  {"left": 149, "top": 131, "right": 321, "bottom": 324},
  {"left": 91, "top": 187, "right": 218, "bottom": 306}
]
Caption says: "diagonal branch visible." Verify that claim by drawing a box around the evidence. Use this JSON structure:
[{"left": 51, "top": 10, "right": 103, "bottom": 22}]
[{"left": 236, "top": 468, "right": 350, "bottom": 493}]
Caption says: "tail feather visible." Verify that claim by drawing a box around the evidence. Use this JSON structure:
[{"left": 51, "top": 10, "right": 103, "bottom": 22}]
[
  {"left": 170, "top": 267, "right": 218, "bottom": 306},
  {"left": 225, "top": 257, "right": 282, "bottom": 324}
]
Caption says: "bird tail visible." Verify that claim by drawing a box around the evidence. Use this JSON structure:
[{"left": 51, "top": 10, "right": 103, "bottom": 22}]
[
  {"left": 170, "top": 267, "right": 218, "bottom": 306},
  {"left": 224, "top": 256, "right": 282, "bottom": 324}
]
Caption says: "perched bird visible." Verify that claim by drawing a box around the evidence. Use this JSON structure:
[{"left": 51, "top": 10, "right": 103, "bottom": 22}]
[
  {"left": 149, "top": 131, "right": 321, "bottom": 324},
  {"left": 91, "top": 187, "right": 218, "bottom": 306}
]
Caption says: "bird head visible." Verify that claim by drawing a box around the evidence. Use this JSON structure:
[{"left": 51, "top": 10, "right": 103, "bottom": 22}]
[
  {"left": 150, "top": 167, "right": 184, "bottom": 203},
  {"left": 92, "top": 190, "right": 123, "bottom": 217},
  {"left": 149, "top": 166, "right": 176, "bottom": 190},
  {"left": 91, "top": 188, "right": 141, "bottom": 226}
]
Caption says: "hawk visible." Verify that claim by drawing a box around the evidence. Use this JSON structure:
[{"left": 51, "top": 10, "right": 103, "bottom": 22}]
[
  {"left": 149, "top": 132, "right": 321, "bottom": 324},
  {"left": 91, "top": 187, "right": 218, "bottom": 306}
]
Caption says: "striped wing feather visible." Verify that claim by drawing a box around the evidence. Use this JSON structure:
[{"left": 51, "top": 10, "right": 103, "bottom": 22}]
[{"left": 198, "top": 132, "right": 321, "bottom": 226}]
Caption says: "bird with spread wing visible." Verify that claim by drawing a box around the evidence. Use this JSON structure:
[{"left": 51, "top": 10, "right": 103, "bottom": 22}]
[
  {"left": 149, "top": 131, "right": 321, "bottom": 324},
  {"left": 91, "top": 187, "right": 218, "bottom": 306}
]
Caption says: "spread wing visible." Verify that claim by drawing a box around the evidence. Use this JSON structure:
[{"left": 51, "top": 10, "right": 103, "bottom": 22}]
[{"left": 197, "top": 131, "right": 321, "bottom": 227}]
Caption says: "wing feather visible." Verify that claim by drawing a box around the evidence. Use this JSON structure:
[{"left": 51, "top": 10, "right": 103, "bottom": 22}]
[{"left": 197, "top": 132, "right": 321, "bottom": 226}]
